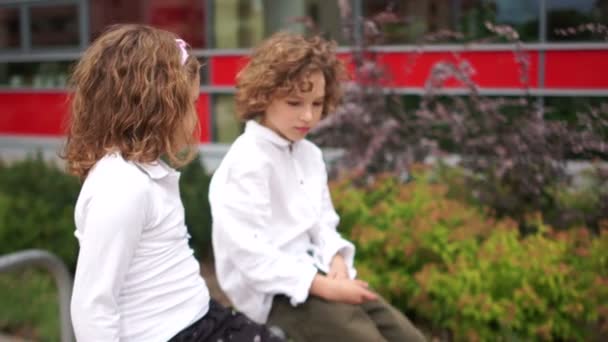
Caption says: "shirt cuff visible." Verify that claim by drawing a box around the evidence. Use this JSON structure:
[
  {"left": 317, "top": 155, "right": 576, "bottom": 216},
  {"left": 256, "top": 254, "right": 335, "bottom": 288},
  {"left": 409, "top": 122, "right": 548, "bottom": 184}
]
[
  {"left": 323, "top": 237, "right": 356, "bottom": 275},
  {"left": 338, "top": 244, "right": 358, "bottom": 280},
  {"left": 288, "top": 264, "right": 318, "bottom": 307}
]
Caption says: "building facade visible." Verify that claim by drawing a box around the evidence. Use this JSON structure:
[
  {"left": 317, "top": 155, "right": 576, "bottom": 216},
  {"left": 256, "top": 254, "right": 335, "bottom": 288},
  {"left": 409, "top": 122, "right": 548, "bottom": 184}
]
[{"left": 1, "top": 0, "right": 607, "bottom": 148}]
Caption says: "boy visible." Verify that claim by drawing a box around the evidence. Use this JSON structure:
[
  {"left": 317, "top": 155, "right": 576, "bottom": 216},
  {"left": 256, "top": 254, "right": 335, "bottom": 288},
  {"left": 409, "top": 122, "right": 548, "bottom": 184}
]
[{"left": 209, "top": 32, "right": 425, "bottom": 342}]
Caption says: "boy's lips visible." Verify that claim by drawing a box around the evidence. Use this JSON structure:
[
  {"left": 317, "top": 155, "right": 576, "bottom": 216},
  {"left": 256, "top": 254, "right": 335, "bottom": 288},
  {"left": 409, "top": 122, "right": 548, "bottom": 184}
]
[{"left": 295, "top": 127, "right": 310, "bottom": 133}]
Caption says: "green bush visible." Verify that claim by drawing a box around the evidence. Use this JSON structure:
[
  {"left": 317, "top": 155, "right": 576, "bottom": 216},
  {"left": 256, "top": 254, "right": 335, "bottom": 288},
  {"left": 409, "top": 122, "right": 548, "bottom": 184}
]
[
  {"left": 0, "top": 155, "right": 80, "bottom": 268},
  {"left": 179, "top": 155, "right": 213, "bottom": 259},
  {"left": 0, "top": 271, "right": 60, "bottom": 341},
  {"left": 331, "top": 168, "right": 608, "bottom": 341},
  {"left": 0, "top": 154, "right": 213, "bottom": 265},
  {"left": 0, "top": 154, "right": 213, "bottom": 339}
]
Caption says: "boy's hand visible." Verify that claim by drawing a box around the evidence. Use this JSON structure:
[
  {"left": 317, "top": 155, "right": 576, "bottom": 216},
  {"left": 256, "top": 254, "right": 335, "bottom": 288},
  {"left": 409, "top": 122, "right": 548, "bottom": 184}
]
[
  {"left": 310, "top": 274, "right": 377, "bottom": 305},
  {"left": 328, "top": 253, "right": 349, "bottom": 279},
  {"left": 328, "top": 278, "right": 378, "bottom": 304}
]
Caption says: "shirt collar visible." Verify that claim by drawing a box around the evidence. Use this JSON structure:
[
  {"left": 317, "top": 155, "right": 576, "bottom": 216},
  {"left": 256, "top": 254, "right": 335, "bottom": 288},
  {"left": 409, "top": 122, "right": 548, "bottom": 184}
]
[
  {"left": 245, "top": 120, "right": 294, "bottom": 149},
  {"left": 134, "top": 159, "right": 175, "bottom": 180}
]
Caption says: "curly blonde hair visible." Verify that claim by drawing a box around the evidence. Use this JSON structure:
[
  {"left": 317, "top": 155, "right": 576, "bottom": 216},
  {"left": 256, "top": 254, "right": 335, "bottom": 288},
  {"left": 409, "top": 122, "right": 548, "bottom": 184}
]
[
  {"left": 235, "top": 32, "right": 347, "bottom": 121},
  {"left": 62, "top": 24, "right": 201, "bottom": 179}
]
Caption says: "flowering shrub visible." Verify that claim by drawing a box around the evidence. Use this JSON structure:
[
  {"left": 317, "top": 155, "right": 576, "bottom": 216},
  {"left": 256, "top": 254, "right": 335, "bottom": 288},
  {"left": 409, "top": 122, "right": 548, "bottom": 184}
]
[{"left": 310, "top": 2, "right": 608, "bottom": 231}]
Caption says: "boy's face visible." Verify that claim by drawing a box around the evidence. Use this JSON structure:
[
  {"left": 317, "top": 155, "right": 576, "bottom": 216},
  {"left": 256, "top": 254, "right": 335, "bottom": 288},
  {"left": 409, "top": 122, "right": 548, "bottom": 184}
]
[{"left": 262, "top": 70, "right": 325, "bottom": 142}]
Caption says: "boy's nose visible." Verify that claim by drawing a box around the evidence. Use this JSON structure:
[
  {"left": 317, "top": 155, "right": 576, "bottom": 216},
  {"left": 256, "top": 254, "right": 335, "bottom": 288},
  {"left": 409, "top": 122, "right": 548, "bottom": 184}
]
[{"left": 300, "top": 108, "right": 313, "bottom": 122}]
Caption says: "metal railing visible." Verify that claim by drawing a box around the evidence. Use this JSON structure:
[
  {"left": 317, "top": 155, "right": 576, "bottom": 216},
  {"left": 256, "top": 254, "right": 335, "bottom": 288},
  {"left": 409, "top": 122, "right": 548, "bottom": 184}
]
[{"left": 0, "top": 249, "right": 74, "bottom": 342}]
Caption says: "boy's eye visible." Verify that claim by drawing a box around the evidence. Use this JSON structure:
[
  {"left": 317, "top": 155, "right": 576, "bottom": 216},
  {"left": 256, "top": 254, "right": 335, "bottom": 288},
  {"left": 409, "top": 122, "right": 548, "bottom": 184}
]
[
  {"left": 313, "top": 102, "right": 324, "bottom": 107},
  {"left": 287, "top": 101, "right": 301, "bottom": 106}
]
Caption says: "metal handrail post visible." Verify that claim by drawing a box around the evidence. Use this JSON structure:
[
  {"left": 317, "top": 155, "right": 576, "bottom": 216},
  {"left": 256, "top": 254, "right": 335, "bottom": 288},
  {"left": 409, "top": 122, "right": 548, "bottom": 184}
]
[{"left": 0, "top": 249, "right": 74, "bottom": 342}]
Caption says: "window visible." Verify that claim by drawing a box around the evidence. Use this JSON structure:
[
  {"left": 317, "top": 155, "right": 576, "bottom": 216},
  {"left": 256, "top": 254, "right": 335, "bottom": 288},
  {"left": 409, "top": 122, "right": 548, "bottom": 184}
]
[
  {"left": 213, "top": 0, "right": 263, "bottom": 48},
  {"left": 0, "top": 7, "right": 20, "bottom": 49},
  {"left": 212, "top": 94, "right": 242, "bottom": 143},
  {"left": 198, "top": 58, "right": 208, "bottom": 85},
  {"left": 363, "top": 0, "right": 540, "bottom": 44},
  {"left": 0, "top": 61, "right": 72, "bottom": 88},
  {"left": 463, "top": 0, "right": 539, "bottom": 42},
  {"left": 90, "top": 0, "right": 206, "bottom": 48},
  {"left": 31, "top": 4, "right": 79, "bottom": 48},
  {"left": 548, "top": 0, "right": 608, "bottom": 41},
  {"left": 212, "top": 0, "right": 344, "bottom": 49},
  {"left": 544, "top": 96, "right": 608, "bottom": 123},
  {"left": 364, "top": 0, "right": 452, "bottom": 44}
]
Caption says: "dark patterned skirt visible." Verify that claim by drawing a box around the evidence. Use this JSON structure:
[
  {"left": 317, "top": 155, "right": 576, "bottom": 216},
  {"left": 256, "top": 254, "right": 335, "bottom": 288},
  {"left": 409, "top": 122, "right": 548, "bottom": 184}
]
[{"left": 168, "top": 300, "right": 285, "bottom": 342}]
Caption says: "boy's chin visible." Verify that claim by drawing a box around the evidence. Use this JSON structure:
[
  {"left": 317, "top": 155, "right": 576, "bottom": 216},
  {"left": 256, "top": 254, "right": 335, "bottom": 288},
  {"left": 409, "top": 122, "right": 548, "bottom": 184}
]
[{"left": 287, "top": 134, "right": 307, "bottom": 142}]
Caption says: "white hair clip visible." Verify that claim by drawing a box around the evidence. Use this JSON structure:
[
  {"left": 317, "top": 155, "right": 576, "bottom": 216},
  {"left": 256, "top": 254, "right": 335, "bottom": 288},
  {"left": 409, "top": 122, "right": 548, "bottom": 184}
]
[{"left": 176, "top": 39, "right": 189, "bottom": 65}]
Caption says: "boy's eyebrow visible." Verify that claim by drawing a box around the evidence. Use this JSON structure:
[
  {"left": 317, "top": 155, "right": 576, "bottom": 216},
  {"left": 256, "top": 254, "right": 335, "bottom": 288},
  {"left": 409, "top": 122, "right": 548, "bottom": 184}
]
[{"left": 286, "top": 94, "right": 325, "bottom": 101}]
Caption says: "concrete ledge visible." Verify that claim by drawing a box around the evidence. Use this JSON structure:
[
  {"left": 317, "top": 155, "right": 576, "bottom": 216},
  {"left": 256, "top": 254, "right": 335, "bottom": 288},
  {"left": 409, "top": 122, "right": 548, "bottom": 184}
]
[
  {"left": 0, "top": 334, "right": 31, "bottom": 342},
  {"left": 0, "top": 135, "right": 344, "bottom": 173}
]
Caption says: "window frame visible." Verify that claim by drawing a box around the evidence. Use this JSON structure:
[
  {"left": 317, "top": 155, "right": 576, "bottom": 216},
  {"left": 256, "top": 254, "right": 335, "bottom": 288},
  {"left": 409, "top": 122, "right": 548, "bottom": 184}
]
[{"left": 0, "top": 0, "right": 88, "bottom": 55}]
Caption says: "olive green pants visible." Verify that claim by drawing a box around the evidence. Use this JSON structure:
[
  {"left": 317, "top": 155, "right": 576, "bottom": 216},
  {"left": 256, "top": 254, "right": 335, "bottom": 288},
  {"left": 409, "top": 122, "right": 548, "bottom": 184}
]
[{"left": 267, "top": 295, "right": 426, "bottom": 342}]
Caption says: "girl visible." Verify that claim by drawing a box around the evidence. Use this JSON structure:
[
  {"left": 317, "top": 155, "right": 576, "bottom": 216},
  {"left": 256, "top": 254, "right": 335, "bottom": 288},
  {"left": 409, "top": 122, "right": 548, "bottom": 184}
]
[
  {"left": 209, "top": 32, "right": 426, "bottom": 341},
  {"left": 64, "top": 24, "right": 282, "bottom": 342}
]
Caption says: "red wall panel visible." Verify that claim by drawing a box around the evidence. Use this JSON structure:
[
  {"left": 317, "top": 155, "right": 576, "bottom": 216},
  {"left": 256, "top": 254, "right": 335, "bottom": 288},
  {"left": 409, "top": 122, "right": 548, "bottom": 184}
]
[
  {"left": 377, "top": 51, "right": 539, "bottom": 88},
  {"left": 195, "top": 93, "right": 211, "bottom": 142},
  {"left": 0, "top": 92, "right": 69, "bottom": 136},
  {"left": 210, "top": 50, "right": 608, "bottom": 91},
  {"left": 210, "top": 55, "right": 249, "bottom": 86},
  {"left": 545, "top": 50, "right": 608, "bottom": 89},
  {"left": 210, "top": 53, "right": 356, "bottom": 86},
  {"left": 2, "top": 49, "right": 607, "bottom": 138},
  {"left": 211, "top": 51, "right": 541, "bottom": 88},
  {"left": 0, "top": 92, "right": 211, "bottom": 142}
]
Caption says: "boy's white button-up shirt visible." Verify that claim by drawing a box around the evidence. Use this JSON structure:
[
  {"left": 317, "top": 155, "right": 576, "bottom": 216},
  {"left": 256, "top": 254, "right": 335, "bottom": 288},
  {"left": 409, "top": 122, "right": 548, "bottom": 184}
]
[
  {"left": 209, "top": 120, "right": 356, "bottom": 324},
  {"left": 71, "top": 154, "right": 209, "bottom": 341}
]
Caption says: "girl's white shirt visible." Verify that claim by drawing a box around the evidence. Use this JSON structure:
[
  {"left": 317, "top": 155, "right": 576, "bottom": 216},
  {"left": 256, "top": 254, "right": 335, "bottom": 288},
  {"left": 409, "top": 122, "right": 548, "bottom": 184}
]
[
  {"left": 209, "top": 120, "right": 356, "bottom": 324},
  {"left": 71, "top": 154, "right": 209, "bottom": 341}
]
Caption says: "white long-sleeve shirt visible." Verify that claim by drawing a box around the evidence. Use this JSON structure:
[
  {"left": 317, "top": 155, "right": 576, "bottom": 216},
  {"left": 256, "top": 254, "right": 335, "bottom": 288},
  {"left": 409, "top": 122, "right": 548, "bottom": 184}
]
[
  {"left": 209, "top": 120, "right": 356, "bottom": 324},
  {"left": 71, "top": 154, "right": 209, "bottom": 341}
]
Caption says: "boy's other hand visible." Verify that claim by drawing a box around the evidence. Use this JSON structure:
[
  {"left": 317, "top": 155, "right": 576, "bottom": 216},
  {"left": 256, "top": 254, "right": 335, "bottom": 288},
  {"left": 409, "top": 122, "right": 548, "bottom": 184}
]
[
  {"left": 328, "top": 253, "right": 349, "bottom": 279},
  {"left": 310, "top": 274, "right": 378, "bottom": 305}
]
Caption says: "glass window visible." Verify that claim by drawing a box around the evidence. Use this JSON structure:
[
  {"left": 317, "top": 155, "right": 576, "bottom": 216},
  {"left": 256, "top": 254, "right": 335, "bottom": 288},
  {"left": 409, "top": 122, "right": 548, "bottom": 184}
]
[
  {"left": 0, "top": 61, "right": 72, "bottom": 88},
  {"left": 0, "top": 7, "right": 20, "bottom": 49},
  {"left": 212, "top": 0, "right": 344, "bottom": 49},
  {"left": 364, "top": 0, "right": 450, "bottom": 44},
  {"left": 364, "top": 0, "right": 539, "bottom": 44},
  {"left": 30, "top": 4, "right": 79, "bottom": 47},
  {"left": 548, "top": 0, "right": 608, "bottom": 41},
  {"left": 198, "top": 58, "right": 209, "bottom": 85},
  {"left": 544, "top": 96, "right": 608, "bottom": 123},
  {"left": 462, "top": 0, "right": 539, "bottom": 42},
  {"left": 90, "top": 0, "right": 206, "bottom": 48},
  {"left": 212, "top": 94, "right": 242, "bottom": 143},
  {"left": 213, "top": 0, "right": 264, "bottom": 48}
]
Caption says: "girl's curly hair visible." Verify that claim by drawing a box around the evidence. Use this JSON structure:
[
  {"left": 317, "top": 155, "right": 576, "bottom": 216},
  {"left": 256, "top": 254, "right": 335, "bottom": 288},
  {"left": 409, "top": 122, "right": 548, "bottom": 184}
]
[
  {"left": 235, "top": 32, "right": 348, "bottom": 121},
  {"left": 63, "top": 24, "right": 201, "bottom": 179}
]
